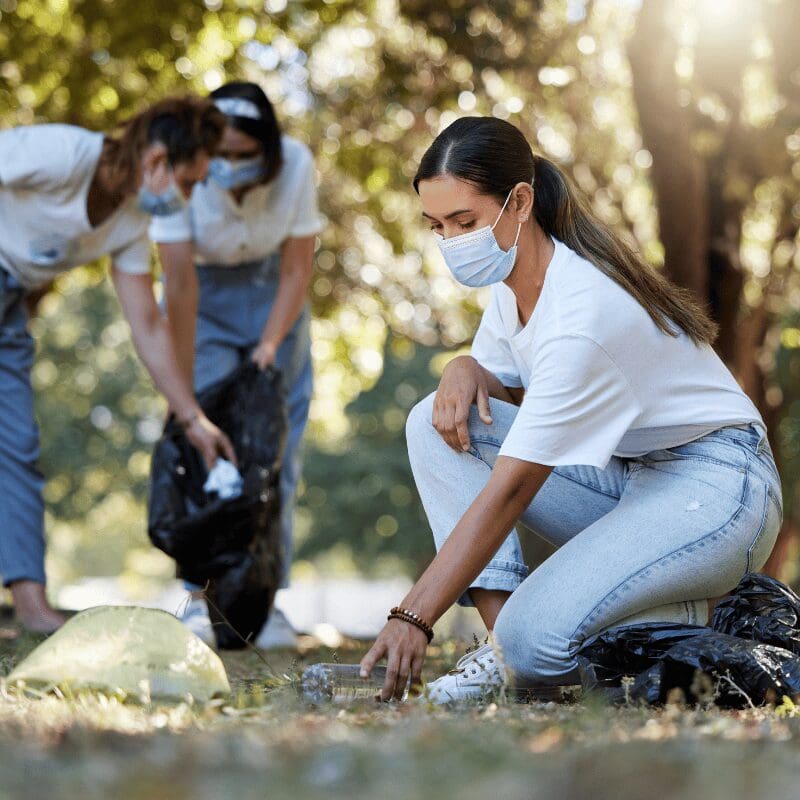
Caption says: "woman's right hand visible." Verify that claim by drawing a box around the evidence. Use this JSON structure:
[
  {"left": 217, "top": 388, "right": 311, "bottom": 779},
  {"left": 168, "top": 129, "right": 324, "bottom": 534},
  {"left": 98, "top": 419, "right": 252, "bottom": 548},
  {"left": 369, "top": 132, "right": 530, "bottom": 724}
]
[
  {"left": 183, "top": 412, "right": 237, "bottom": 469},
  {"left": 432, "top": 355, "right": 493, "bottom": 452}
]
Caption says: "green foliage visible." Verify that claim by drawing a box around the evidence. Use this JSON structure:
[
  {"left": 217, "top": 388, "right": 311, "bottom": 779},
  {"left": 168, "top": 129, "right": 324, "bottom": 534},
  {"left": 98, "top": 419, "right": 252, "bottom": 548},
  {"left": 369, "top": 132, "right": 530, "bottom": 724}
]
[
  {"left": 774, "top": 316, "right": 800, "bottom": 524},
  {"left": 30, "top": 272, "right": 163, "bottom": 584},
  {"left": 297, "top": 335, "right": 440, "bottom": 575}
]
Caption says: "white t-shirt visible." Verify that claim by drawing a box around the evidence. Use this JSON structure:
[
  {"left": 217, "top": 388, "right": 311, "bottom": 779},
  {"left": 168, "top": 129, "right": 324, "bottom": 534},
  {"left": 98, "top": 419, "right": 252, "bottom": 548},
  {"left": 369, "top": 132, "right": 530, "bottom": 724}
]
[
  {"left": 0, "top": 124, "right": 151, "bottom": 289},
  {"left": 471, "top": 238, "right": 765, "bottom": 469},
  {"left": 149, "top": 135, "right": 323, "bottom": 264}
]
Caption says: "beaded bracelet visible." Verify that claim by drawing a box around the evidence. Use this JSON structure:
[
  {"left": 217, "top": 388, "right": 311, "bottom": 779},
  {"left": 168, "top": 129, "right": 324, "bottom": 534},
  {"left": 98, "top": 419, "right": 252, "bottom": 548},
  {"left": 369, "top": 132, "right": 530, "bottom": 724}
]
[{"left": 388, "top": 606, "right": 434, "bottom": 643}]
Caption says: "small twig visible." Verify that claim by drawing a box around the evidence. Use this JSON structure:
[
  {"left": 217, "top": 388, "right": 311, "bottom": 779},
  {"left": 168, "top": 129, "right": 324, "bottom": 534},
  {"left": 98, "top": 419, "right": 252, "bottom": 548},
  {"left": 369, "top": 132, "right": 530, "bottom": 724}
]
[
  {"left": 621, "top": 675, "right": 634, "bottom": 705},
  {"left": 174, "top": 591, "right": 192, "bottom": 619},
  {"left": 717, "top": 670, "right": 757, "bottom": 710},
  {"left": 200, "top": 588, "right": 278, "bottom": 676}
]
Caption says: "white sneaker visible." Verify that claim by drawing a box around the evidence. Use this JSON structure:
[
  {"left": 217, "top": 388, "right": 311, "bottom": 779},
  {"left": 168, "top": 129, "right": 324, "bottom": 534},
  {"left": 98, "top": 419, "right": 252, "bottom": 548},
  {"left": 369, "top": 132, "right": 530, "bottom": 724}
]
[
  {"left": 255, "top": 606, "right": 299, "bottom": 650},
  {"left": 425, "top": 642, "right": 505, "bottom": 705},
  {"left": 179, "top": 597, "right": 216, "bottom": 648}
]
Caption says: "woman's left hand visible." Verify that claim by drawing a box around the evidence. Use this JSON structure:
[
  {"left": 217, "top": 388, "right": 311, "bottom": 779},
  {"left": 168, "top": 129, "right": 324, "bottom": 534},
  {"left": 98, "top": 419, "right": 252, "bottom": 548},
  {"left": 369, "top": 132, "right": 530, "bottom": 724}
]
[
  {"left": 360, "top": 618, "right": 428, "bottom": 701},
  {"left": 251, "top": 340, "right": 278, "bottom": 370}
]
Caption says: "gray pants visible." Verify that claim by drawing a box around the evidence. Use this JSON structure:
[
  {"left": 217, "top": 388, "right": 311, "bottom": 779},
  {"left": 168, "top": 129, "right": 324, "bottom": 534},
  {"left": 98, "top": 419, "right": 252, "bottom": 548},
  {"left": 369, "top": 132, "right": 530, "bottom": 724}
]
[{"left": 0, "top": 269, "right": 46, "bottom": 586}]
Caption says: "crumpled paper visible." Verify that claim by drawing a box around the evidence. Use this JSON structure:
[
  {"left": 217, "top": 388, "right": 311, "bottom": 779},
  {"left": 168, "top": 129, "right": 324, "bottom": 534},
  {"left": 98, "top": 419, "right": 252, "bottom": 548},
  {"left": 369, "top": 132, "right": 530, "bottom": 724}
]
[{"left": 203, "top": 458, "right": 243, "bottom": 499}]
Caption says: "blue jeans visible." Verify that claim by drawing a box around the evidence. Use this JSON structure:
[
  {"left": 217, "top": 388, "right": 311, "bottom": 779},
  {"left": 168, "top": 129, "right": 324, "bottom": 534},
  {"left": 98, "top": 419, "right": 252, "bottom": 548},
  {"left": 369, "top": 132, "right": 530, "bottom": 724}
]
[
  {"left": 191, "top": 255, "right": 312, "bottom": 587},
  {"left": 406, "top": 392, "right": 783, "bottom": 686},
  {"left": 0, "top": 269, "right": 46, "bottom": 586}
]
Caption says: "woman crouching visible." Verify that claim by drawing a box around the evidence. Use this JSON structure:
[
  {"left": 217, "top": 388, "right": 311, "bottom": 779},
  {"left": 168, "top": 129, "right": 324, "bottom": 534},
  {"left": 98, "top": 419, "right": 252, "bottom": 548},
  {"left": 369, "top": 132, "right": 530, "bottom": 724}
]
[{"left": 361, "top": 116, "right": 782, "bottom": 703}]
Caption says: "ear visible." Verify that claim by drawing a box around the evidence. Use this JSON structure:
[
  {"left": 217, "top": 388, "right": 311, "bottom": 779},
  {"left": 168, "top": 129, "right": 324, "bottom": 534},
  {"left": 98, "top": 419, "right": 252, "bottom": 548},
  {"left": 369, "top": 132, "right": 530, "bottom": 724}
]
[
  {"left": 140, "top": 141, "right": 169, "bottom": 176},
  {"left": 511, "top": 182, "right": 534, "bottom": 222}
]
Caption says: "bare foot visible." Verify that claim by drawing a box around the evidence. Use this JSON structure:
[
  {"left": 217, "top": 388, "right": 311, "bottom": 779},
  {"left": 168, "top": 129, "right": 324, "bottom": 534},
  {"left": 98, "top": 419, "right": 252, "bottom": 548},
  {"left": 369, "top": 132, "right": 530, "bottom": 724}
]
[{"left": 9, "top": 580, "right": 66, "bottom": 633}]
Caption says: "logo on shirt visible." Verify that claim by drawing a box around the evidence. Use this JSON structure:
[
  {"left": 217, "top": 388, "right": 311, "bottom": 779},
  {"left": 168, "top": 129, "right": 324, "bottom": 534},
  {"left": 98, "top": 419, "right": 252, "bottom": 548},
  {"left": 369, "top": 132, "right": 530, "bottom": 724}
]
[{"left": 29, "top": 234, "right": 76, "bottom": 267}]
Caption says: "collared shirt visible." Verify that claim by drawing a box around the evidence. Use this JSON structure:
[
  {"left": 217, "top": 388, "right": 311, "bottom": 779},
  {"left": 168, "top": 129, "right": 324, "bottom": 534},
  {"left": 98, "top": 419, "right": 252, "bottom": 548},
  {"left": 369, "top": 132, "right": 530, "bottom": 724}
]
[{"left": 149, "top": 135, "right": 323, "bottom": 264}]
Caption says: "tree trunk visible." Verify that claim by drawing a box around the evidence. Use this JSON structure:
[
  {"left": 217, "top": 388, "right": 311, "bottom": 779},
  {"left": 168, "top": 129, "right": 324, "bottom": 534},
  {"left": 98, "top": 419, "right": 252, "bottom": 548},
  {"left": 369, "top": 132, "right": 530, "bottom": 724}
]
[
  {"left": 628, "top": 0, "right": 709, "bottom": 298},
  {"left": 629, "top": 0, "right": 794, "bottom": 580}
]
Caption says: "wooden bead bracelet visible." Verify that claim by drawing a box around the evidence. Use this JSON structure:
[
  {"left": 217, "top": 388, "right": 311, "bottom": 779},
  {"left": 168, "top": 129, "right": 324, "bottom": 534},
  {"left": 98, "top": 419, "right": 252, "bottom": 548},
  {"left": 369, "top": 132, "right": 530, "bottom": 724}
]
[{"left": 388, "top": 606, "right": 434, "bottom": 643}]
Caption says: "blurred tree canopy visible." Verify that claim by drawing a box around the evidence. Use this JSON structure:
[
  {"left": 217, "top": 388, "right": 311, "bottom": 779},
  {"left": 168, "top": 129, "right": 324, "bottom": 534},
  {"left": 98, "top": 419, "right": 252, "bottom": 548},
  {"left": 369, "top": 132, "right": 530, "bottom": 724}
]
[{"left": 1, "top": 0, "right": 799, "bottom": 586}]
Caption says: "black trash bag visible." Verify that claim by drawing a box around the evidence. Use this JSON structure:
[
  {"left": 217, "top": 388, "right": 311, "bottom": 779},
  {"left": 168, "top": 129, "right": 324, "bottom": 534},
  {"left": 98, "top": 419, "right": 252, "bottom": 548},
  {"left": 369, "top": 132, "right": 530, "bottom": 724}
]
[
  {"left": 630, "top": 632, "right": 800, "bottom": 707},
  {"left": 711, "top": 572, "right": 800, "bottom": 655},
  {"left": 148, "top": 362, "right": 287, "bottom": 649},
  {"left": 577, "top": 622, "right": 708, "bottom": 689},
  {"left": 577, "top": 573, "right": 800, "bottom": 707}
]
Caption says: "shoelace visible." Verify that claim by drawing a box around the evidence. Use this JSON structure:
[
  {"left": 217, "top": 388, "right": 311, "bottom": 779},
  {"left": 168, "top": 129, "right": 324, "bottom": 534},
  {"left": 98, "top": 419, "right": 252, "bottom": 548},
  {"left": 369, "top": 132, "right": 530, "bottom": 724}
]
[
  {"left": 467, "top": 656, "right": 495, "bottom": 677},
  {"left": 449, "top": 645, "right": 498, "bottom": 677}
]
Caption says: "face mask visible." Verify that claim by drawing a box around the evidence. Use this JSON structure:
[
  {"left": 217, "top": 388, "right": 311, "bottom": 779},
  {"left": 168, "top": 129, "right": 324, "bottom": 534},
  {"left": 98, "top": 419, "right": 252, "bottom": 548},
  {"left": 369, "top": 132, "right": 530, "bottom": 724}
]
[
  {"left": 435, "top": 188, "right": 522, "bottom": 287},
  {"left": 137, "top": 178, "right": 186, "bottom": 217},
  {"left": 208, "top": 156, "right": 266, "bottom": 190}
]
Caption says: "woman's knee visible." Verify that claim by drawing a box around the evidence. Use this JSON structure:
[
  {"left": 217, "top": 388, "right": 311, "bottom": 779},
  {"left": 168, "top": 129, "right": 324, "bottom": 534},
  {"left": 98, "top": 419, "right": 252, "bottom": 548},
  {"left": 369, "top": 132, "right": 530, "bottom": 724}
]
[
  {"left": 405, "top": 392, "right": 437, "bottom": 448},
  {"left": 493, "top": 602, "right": 576, "bottom": 685}
]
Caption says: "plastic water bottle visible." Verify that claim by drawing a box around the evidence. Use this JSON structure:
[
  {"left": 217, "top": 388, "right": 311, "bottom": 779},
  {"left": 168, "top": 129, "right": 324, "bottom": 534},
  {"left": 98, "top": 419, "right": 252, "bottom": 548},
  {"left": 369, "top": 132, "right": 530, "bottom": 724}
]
[{"left": 302, "top": 663, "right": 402, "bottom": 704}]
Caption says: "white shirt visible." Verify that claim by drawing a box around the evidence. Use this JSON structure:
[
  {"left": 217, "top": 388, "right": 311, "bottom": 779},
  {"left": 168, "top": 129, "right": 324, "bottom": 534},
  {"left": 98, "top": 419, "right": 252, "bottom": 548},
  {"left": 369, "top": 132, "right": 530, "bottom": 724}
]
[
  {"left": 149, "top": 135, "right": 323, "bottom": 263},
  {"left": 471, "top": 238, "right": 765, "bottom": 469},
  {"left": 0, "top": 124, "right": 151, "bottom": 289}
]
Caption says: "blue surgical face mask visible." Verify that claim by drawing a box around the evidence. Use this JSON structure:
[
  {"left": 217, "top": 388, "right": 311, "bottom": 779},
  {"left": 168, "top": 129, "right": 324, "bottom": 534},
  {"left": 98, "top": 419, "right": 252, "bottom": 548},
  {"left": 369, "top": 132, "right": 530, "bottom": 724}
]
[
  {"left": 435, "top": 188, "right": 522, "bottom": 287},
  {"left": 137, "top": 178, "right": 186, "bottom": 217},
  {"left": 208, "top": 156, "right": 266, "bottom": 190}
]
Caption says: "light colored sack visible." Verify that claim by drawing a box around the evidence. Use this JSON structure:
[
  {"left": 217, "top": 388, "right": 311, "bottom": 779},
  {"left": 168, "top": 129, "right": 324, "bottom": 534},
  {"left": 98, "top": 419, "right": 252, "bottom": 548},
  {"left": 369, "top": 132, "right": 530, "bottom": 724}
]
[{"left": 7, "top": 605, "right": 230, "bottom": 703}]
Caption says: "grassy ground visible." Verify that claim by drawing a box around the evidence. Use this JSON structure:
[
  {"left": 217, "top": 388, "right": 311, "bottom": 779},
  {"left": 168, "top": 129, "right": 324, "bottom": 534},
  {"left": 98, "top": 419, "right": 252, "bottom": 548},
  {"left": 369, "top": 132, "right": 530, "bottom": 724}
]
[{"left": 2, "top": 619, "right": 800, "bottom": 800}]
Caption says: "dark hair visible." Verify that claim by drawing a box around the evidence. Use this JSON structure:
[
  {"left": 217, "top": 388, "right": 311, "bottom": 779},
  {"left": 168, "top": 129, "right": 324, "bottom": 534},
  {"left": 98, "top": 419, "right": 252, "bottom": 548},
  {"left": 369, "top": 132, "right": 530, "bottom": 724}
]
[
  {"left": 414, "top": 116, "right": 718, "bottom": 346},
  {"left": 210, "top": 81, "right": 283, "bottom": 184},
  {"left": 104, "top": 95, "right": 224, "bottom": 192}
]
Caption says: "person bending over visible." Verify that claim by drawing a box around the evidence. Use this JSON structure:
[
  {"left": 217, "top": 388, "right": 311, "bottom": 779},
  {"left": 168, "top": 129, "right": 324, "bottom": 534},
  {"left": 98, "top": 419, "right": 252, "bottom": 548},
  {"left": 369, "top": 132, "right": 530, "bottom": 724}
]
[
  {"left": 0, "top": 96, "right": 235, "bottom": 632},
  {"left": 152, "top": 82, "right": 322, "bottom": 649}
]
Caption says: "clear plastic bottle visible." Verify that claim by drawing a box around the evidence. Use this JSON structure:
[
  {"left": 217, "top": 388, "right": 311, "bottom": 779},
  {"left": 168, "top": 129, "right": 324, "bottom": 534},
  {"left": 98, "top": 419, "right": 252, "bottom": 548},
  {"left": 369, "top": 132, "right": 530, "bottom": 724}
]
[{"left": 302, "top": 663, "right": 406, "bottom": 704}]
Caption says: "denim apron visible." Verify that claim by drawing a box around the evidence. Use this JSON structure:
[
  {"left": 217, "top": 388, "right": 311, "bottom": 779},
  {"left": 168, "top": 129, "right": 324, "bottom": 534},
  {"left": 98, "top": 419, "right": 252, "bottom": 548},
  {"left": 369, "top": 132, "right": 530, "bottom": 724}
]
[
  {"left": 0, "top": 268, "right": 46, "bottom": 585},
  {"left": 193, "top": 253, "right": 312, "bottom": 587}
]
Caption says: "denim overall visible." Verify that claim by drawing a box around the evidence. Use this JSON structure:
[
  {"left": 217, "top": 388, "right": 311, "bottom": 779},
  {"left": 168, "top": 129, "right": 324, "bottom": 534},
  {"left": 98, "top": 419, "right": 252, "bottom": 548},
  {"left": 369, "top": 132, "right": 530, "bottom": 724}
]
[{"left": 192, "top": 253, "right": 313, "bottom": 587}]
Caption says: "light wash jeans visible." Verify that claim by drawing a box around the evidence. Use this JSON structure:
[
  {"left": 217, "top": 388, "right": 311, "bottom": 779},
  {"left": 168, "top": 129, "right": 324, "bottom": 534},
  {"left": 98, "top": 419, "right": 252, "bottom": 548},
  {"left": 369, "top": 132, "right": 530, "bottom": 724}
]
[
  {"left": 0, "top": 268, "right": 46, "bottom": 586},
  {"left": 188, "top": 254, "right": 312, "bottom": 588},
  {"left": 406, "top": 392, "right": 783, "bottom": 687}
]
